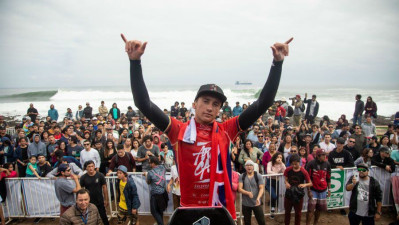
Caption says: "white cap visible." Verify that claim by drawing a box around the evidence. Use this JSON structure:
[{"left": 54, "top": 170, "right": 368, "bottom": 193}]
[{"left": 245, "top": 160, "right": 255, "bottom": 167}]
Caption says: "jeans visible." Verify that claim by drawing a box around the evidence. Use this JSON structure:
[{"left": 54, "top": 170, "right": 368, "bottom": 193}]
[
  {"left": 266, "top": 178, "right": 278, "bottom": 208},
  {"left": 96, "top": 203, "right": 110, "bottom": 225},
  {"left": 353, "top": 115, "right": 362, "bottom": 126},
  {"left": 348, "top": 211, "right": 375, "bottom": 225},
  {"left": 242, "top": 205, "right": 265, "bottom": 225},
  {"left": 150, "top": 195, "right": 164, "bottom": 225}
]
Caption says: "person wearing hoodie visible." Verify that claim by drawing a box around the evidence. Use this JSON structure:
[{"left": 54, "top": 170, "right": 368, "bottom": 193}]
[
  {"left": 109, "top": 103, "right": 121, "bottom": 120},
  {"left": 364, "top": 96, "right": 377, "bottom": 119},
  {"left": 48, "top": 104, "right": 59, "bottom": 122},
  {"left": 361, "top": 115, "right": 376, "bottom": 138},
  {"left": 27, "top": 134, "right": 47, "bottom": 158},
  {"left": 0, "top": 137, "right": 14, "bottom": 164},
  {"left": 152, "top": 134, "right": 163, "bottom": 149}
]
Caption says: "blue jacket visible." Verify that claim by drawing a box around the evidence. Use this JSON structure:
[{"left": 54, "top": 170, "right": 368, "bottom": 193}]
[
  {"left": 1, "top": 137, "right": 16, "bottom": 163},
  {"left": 116, "top": 175, "right": 141, "bottom": 212},
  {"left": 48, "top": 108, "right": 59, "bottom": 121}
]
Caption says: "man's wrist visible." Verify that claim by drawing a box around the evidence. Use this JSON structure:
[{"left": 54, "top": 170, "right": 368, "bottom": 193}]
[{"left": 376, "top": 211, "right": 382, "bottom": 215}]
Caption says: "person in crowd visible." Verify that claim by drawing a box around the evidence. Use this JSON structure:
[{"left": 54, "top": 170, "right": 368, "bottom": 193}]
[
  {"left": 15, "top": 137, "right": 29, "bottom": 177},
  {"left": 48, "top": 104, "right": 59, "bottom": 122},
  {"left": 231, "top": 136, "right": 244, "bottom": 172},
  {"left": 25, "top": 155, "right": 40, "bottom": 178},
  {"left": 390, "top": 125, "right": 399, "bottom": 150},
  {"left": 390, "top": 149, "right": 399, "bottom": 166},
  {"left": 55, "top": 164, "right": 81, "bottom": 215},
  {"left": 284, "top": 154, "right": 312, "bottom": 225},
  {"left": 310, "top": 124, "right": 321, "bottom": 146},
  {"left": 361, "top": 115, "right": 376, "bottom": 138},
  {"left": 285, "top": 145, "right": 299, "bottom": 166},
  {"left": 291, "top": 95, "right": 303, "bottom": 127},
  {"left": 346, "top": 163, "right": 382, "bottom": 225},
  {"left": 159, "top": 143, "right": 174, "bottom": 172},
  {"left": 328, "top": 137, "right": 355, "bottom": 170},
  {"left": 80, "top": 139, "right": 101, "bottom": 171},
  {"left": 167, "top": 162, "right": 181, "bottom": 210},
  {"left": 319, "top": 133, "right": 336, "bottom": 155},
  {"left": 131, "top": 139, "right": 142, "bottom": 172},
  {"left": 233, "top": 101, "right": 243, "bottom": 117},
  {"left": 126, "top": 106, "right": 137, "bottom": 122},
  {"left": 262, "top": 143, "right": 277, "bottom": 173},
  {"left": 367, "top": 136, "right": 380, "bottom": 155},
  {"left": 364, "top": 96, "right": 377, "bottom": 119},
  {"left": 379, "top": 135, "right": 392, "bottom": 152},
  {"left": 60, "top": 188, "right": 103, "bottom": 225},
  {"left": 267, "top": 152, "right": 286, "bottom": 218},
  {"left": 179, "top": 102, "right": 187, "bottom": 118},
  {"left": 170, "top": 101, "right": 179, "bottom": 118},
  {"left": 27, "top": 103, "right": 39, "bottom": 122},
  {"left": 107, "top": 144, "right": 136, "bottom": 175},
  {"left": 395, "top": 112, "right": 399, "bottom": 126},
  {"left": 137, "top": 135, "right": 160, "bottom": 172},
  {"left": 354, "top": 148, "right": 373, "bottom": 167},
  {"left": 353, "top": 94, "right": 365, "bottom": 126},
  {"left": 99, "top": 139, "right": 116, "bottom": 174},
  {"left": 298, "top": 146, "right": 309, "bottom": 167},
  {"left": 351, "top": 125, "right": 367, "bottom": 155},
  {"left": 82, "top": 102, "right": 93, "bottom": 119},
  {"left": 65, "top": 108, "right": 73, "bottom": 120},
  {"left": 274, "top": 101, "right": 286, "bottom": 123},
  {"left": 371, "top": 147, "right": 395, "bottom": 173},
  {"left": 0, "top": 163, "right": 18, "bottom": 179},
  {"left": 145, "top": 156, "right": 168, "bottom": 225},
  {"left": 80, "top": 160, "right": 109, "bottom": 225},
  {"left": 37, "top": 154, "right": 52, "bottom": 177},
  {"left": 306, "top": 149, "right": 331, "bottom": 225},
  {"left": 247, "top": 124, "right": 261, "bottom": 143},
  {"left": 222, "top": 101, "right": 232, "bottom": 118},
  {"left": 278, "top": 134, "right": 293, "bottom": 159},
  {"left": 116, "top": 165, "right": 140, "bottom": 225},
  {"left": 254, "top": 132, "right": 267, "bottom": 152},
  {"left": 238, "top": 139, "right": 263, "bottom": 173},
  {"left": 122, "top": 34, "right": 292, "bottom": 220},
  {"left": 0, "top": 137, "right": 14, "bottom": 165},
  {"left": 98, "top": 101, "right": 108, "bottom": 118},
  {"left": 27, "top": 134, "right": 46, "bottom": 158},
  {"left": 75, "top": 105, "right": 84, "bottom": 121},
  {"left": 67, "top": 136, "right": 83, "bottom": 160},
  {"left": 109, "top": 103, "right": 121, "bottom": 120},
  {"left": 48, "top": 152, "right": 83, "bottom": 178},
  {"left": 238, "top": 160, "right": 265, "bottom": 225},
  {"left": 304, "top": 93, "right": 319, "bottom": 125},
  {"left": 345, "top": 136, "right": 360, "bottom": 161}
]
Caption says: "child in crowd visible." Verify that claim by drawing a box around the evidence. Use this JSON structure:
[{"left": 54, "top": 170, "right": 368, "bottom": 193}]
[
  {"left": 26, "top": 155, "right": 40, "bottom": 179},
  {"left": 298, "top": 146, "right": 308, "bottom": 168}
]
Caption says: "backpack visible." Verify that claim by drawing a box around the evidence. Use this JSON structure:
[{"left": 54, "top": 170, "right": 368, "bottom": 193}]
[
  {"left": 287, "top": 106, "right": 294, "bottom": 117},
  {"left": 242, "top": 171, "right": 259, "bottom": 189},
  {"left": 300, "top": 103, "right": 305, "bottom": 112}
]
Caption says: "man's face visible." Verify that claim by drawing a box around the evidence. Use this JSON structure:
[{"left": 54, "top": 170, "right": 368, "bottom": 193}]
[
  {"left": 292, "top": 161, "right": 300, "bottom": 170},
  {"left": 34, "top": 135, "right": 40, "bottom": 143},
  {"left": 117, "top": 149, "right": 125, "bottom": 157},
  {"left": 324, "top": 135, "right": 331, "bottom": 143},
  {"left": 355, "top": 126, "right": 362, "bottom": 134},
  {"left": 312, "top": 96, "right": 316, "bottom": 101},
  {"left": 380, "top": 151, "right": 388, "bottom": 159},
  {"left": 358, "top": 168, "right": 368, "bottom": 178},
  {"left": 257, "top": 134, "right": 264, "bottom": 142},
  {"left": 86, "top": 163, "right": 95, "bottom": 173},
  {"left": 305, "top": 135, "right": 311, "bottom": 143},
  {"left": 76, "top": 193, "right": 90, "bottom": 211},
  {"left": 328, "top": 125, "right": 334, "bottom": 132},
  {"left": 312, "top": 126, "right": 318, "bottom": 132},
  {"left": 245, "top": 164, "right": 254, "bottom": 173},
  {"left": 336, "top": 142, "right": 344, "bottom": 150},
  {"left": 317, "top": 154, "right": 326, "bottom": 162},
  {"left": 62, "top": 167, "right": 71, "bottom": 177},
  {"left": 50, "top": 104, "right": 54, "bottom": 109},
  {"left": 83, "top": 142, "right": 91, "bottom": 150},
  {"left": 290, "top": 147, "right": 298, "bottom": 155},
  {"left": 144, "top": 139, "right": 152, "bottom": 148},
  {"left": 253, "top": 126, "right": 260, "bottom": 134},
  {"left": 30, "top": 104, "right": 33, "bottom": 108},
  {"left": 193, "top": 95, "right": 222, "bottom": 124},
  {"left": 348, "top": 138, "right": 356, "bottom": 147},
  {"left": 49, "top": 136, "right": 55, "bottom": 144},
  {"left": 95, "top": 143, "right": 102, "bottom": 150},
  {"left": 117, "top": 170, "right": 125, "bottom": 180},
  {"left": 366, "top": 117, "right": 371, "bottom": 123},
  {"left": 38, "top": 155, "right": 46, "bottom": 164}
]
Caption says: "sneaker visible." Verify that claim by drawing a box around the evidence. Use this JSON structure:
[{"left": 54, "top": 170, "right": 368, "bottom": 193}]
[
  {"left": 270, "top": 207, "right": 275, "bottom": 219},
  {"left": 340, "top": 209, "right": 347, "bottom": 215},
  {"left": 33, "top": 218, "right": 42, "bottom": 224}
]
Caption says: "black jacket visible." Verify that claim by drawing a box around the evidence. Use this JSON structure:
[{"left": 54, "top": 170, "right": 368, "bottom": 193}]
[
  {"left": 371, "top": 154, "right": 396, "bottom": 173},
  {"left": 328, "top": 148, "right": 354, "bottom": 168},
  {"left": 303, "top": 98, "right": 319, "bottom": 118},
  {"left": 346, "top": 176, "right": 382, "bottom": 216}
]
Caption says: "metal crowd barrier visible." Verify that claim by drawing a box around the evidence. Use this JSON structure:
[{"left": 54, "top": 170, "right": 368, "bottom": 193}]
[
  {"left": 5, "top": 127, "right": 15, "bottom": 136},
  {"left": 1, "top": 166, "right": 398, "bottom": 223}
]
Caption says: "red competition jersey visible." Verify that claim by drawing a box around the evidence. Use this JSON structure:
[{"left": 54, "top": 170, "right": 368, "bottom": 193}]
[{"left": 166, "top": 116, "right": 240, "bottom": 207}]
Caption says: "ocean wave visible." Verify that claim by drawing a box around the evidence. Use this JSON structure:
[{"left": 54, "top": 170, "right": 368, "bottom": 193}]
[{"left": 0, "top": 90, "right": 58, "bottom": 103}]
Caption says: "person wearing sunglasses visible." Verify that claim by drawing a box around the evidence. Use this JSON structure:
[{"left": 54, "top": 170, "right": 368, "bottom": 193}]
[
  {"left": 54, "top": 164, "right": 81, "bottom": 216},
  {"left": 346, "top": 163, "right": 382, "bottom": 224}
]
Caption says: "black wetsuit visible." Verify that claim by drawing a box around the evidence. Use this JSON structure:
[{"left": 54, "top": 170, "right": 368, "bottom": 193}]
[{"left": 129, "top": 59, "right": 283, "bottom": 130}]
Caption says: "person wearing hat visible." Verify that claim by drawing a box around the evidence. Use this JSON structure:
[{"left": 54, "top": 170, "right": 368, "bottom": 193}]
[
  {"left": 238, "top": 159, "right": 265, "bottom": 225},
  {"left": 291, "top": 95, "right": 303, "bottom": 127},
  {"left": 305, "top": 148, "right": 331, "bottom": 225},
  {"left": 232, "top": 101, "right": 243, "bottom": 117},
  {"left": 328, "top": 137, "right": 355, "bottom": 170},
  {"left": 346, "top": 163, "right": 382, "bottom": 224},
  {"left": 116, "top": 165, "right": 140, "bottom": 225},
  {"left": 122, "top": 33, "right": 293, "bottom": 220},
  {"left": 371, "top": 147, "right": 396, "bottom": 173},
  {"left": 303, "top": 93, "right": 319, "bottom": 125},
  {"left": 54, "top": 164, "right": 81, "bottom": 215}
]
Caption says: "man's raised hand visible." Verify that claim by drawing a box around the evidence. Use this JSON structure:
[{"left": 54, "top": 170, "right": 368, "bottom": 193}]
[
  {"left": 121, "top": 33, "right": 147, "bottom": 60},
  {"left": 271, "top": 37, "right": 293, "bottom": 62}
]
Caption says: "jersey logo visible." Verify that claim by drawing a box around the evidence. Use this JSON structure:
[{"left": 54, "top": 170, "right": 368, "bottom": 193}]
[{"left": 193, "top": 142, "right": 211, "bottom": 182}]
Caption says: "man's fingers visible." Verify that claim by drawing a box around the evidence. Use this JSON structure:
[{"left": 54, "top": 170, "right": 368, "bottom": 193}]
[
  {"left": 270, "top": 46, "right": 277, "bottom": 55},
  {"left": 121, "top": 33, "right": 127, "bottom": 43},
  {"left": 285, "top": 37, "right": 294, "bottom": 44},
  {"left": 141, "top": 42, "right": 148, "bottom": 52}
]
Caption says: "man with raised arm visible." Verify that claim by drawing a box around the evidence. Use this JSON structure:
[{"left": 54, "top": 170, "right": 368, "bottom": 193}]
[{"left": 122, "top": 34, "right": 293, "bottom": 219}]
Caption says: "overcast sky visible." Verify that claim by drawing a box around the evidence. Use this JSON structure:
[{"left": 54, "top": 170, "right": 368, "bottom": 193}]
[{"left": 0, "top": 0, "right": 398, "bottom": 89}]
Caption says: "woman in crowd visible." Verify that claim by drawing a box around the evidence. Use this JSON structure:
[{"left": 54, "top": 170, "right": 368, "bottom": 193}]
[
  {"left": 298, "top": 146, "right": 308, "bottom": 167},
  {"left": 266, "top": 152, "right": 286, "bottom": 218},
  {"left": 278, "top": 135, "right": 293, "bottom": 159},
  {"left": 379, "top": 135, "right": 392, "bottom": 152},
  {"left": 262, "top": 143, "right": 277, "bottom": 173},
  {"left": 238, "top": 139, "right": 263, "bottom": 173},
  {"left": 57, "top": 141, "right": 68, "bottom": 155},
  {"left": 231, "top": 136, "right": 244, "bottom": 172},
  {"left": 364, "top": 96, "right": 377, "bottom": 118},
  {"left": 131, "top": 139, "right": 142, "bottom": 172},
  {"left": 354, "top": 148, "right": 373, "bottom": 167},
  {"left": 100, "top": 139, "right": 117, "bottom": 174}
]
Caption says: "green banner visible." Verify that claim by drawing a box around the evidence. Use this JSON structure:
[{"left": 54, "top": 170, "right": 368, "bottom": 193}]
[{"left": 327, "top": 169, "right": 345, "bottom": 208}]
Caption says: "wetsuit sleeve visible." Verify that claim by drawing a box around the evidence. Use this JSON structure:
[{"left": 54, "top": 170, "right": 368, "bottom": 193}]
[
  {"left": 130, "top": 60, "right": 169, "bottom": 131},
  {"left": 238, "top": 60, "right": 283, "bottom": 130}
]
